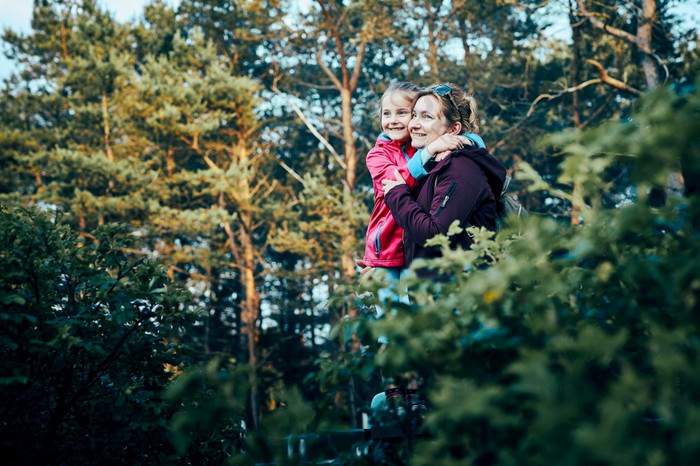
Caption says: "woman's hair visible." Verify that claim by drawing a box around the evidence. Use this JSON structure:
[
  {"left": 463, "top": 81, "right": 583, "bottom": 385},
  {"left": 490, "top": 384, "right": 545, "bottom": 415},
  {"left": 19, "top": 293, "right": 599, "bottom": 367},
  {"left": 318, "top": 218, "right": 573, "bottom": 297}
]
[
  {"left": 416, "top": 83, "right": 479, "bottom": 134},
  {"left": 377, "top": 81, "right": 421, "bottom": 118}
]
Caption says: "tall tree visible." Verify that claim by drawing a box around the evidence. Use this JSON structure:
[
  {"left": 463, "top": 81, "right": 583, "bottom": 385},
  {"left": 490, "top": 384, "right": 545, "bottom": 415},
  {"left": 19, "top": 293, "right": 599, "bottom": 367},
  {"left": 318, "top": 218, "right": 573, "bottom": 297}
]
[
  {"left": 1, "top": 1, "right": 287, "bottom": 429},
  {"left": 270, "top": 0, "right": 403, "bottom": 286},
  {"left": 0, "top": 0, "right": 153, "bottom": 231},
  {"left": 121, "top": 26, "right": 289, "bottom": 427},
  {"left": 575, "top": 0, "right": 663, "bottom": 90},
  {"left": 180, "top": 0, "right": 284, "bottom": 77},
  {"left": 567, "top": 0, "right": 686, "bottom": 198}
]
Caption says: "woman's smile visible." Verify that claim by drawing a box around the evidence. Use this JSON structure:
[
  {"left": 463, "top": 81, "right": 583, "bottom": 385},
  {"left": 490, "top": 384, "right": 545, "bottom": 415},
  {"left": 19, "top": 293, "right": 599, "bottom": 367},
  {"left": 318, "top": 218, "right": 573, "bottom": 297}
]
[{"left": 409, "top": 95, "right": 450, "bottom": 149}]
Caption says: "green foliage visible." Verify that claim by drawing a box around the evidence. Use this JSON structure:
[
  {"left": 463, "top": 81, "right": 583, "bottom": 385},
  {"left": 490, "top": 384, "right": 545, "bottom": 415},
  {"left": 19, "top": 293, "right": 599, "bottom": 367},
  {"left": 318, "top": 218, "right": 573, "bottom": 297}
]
[
  {"left": 165, "top": 358, "right": 250, "bottom": 462},
  {"left": 2, "top": 1, "right": 699, "bottom": 463},
  {"left": 0, "top": 207, "right": 195, "bottom": 464},
  {"left": 166, "top": 356, "right": 318, "bottom": 465},
  {"left": 272, "top": 169, "right": 369, "bottom": 272}
]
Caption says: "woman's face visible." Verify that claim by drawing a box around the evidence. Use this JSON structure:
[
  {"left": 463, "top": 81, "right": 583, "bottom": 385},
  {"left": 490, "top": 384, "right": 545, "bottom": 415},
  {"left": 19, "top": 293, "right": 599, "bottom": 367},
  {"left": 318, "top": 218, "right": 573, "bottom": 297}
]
[{"left": 409, "top": 95, "right": 451, "bottom": 149}]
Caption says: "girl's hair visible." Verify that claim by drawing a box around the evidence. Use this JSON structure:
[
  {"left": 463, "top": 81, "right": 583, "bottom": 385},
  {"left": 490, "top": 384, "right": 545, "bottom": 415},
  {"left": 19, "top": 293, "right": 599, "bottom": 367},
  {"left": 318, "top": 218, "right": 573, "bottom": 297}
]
[
  {"left": 415, "top": 83, "right": 479, "bottom": 134},
  {"left": 378, "top": 81, "right": 421, "bottom": 118}
]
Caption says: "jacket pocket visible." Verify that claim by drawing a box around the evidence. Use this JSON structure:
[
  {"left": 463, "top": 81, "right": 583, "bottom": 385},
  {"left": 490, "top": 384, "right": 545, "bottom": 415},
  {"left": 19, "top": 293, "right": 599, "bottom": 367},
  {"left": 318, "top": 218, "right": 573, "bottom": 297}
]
[
  {"left": 374, "top": 224, "right": 383, "bottom": 258},
  {"left": 435, "top": 182, "right": 458, "bottom": 218}
]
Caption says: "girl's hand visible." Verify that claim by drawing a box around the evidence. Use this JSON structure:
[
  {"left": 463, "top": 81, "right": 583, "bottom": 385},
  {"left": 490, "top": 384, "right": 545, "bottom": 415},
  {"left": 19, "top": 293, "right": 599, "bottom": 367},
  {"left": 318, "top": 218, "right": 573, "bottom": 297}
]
[
  {"left": 381, "top": 169, "right": 406, "bottom": 194},
  {"left": 427, "top": 134, "right": 473, "bottom": 156}
]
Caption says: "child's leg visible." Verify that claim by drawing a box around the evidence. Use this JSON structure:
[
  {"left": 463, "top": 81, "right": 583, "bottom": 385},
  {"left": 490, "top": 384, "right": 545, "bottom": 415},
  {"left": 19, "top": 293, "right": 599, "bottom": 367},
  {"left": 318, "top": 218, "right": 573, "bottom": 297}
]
[
  {"left": 375, "top": 266, "right": 404, "bottom": 318},
  {"left": 375, "top": 266, "right": 405, "bottom": 344}
]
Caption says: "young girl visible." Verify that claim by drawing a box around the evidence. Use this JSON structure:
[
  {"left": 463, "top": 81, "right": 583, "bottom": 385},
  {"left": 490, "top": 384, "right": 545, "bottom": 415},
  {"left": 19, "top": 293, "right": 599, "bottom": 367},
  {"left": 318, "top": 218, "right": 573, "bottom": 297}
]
[{"left": 361, "top": 82, "right": 484, "bottom": 317}]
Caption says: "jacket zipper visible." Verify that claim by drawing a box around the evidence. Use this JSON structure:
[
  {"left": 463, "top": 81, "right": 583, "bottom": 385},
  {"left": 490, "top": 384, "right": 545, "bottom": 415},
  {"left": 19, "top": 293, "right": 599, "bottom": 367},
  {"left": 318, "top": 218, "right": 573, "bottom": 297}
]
[
  {"left": 435, "top": 182, "right": 458, "bottom": 218},
  {"left": 375, "top": 225, "right": 383, "bottom": 258}
]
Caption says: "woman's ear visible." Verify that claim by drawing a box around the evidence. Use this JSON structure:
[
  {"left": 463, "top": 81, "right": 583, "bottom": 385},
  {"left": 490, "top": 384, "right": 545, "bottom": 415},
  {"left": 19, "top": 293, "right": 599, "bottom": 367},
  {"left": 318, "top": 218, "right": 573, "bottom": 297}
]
[{"left": 448, "top": 122, "right": 462, "bottom": 135}]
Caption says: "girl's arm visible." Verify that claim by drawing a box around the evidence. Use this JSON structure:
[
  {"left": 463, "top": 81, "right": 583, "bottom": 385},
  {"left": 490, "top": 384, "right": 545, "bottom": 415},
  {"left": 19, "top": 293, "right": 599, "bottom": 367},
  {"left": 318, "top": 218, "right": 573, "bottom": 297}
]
[{"left": 407, "top": 132, "right": 485, "bottom": 179}]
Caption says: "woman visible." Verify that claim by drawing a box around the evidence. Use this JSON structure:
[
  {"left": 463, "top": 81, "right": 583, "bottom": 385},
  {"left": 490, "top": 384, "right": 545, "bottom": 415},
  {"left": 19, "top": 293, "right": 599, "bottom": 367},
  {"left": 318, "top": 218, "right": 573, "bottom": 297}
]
[{"left": 382, "top": 83, "right": 506, "bottom": 274}]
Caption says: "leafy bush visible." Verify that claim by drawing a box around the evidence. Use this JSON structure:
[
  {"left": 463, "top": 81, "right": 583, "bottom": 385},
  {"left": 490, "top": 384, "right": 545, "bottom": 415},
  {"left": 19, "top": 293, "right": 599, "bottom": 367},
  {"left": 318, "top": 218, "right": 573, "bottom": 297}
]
[{"left": 0, "top": 208, "right": 195, "bottom": 465}]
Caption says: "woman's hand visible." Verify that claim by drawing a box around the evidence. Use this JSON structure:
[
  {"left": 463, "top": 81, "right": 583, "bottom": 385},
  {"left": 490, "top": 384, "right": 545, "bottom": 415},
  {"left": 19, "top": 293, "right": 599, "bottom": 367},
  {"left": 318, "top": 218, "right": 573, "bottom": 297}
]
[{"left": 382, "top": 169, "right": 406, "bottom": 194}]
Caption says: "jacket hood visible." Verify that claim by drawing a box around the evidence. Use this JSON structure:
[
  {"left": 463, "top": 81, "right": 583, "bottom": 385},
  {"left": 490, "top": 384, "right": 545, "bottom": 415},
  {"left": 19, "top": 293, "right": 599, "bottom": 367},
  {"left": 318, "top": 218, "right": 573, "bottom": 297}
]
[{"left": 433, "top": 147, "right": 506, "bottom": 199}]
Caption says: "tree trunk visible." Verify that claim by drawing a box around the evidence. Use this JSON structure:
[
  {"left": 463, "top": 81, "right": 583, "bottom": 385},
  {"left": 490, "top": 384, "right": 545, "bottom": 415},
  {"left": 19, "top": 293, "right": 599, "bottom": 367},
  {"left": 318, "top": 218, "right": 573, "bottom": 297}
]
[
  {"left": 639, "top": 0, "right": 659, "bottom": 89},
  {"left": 569, "top": 0, "right": 582, "bottom": 128},
  {"left": 571, "top": 183, "right": 581, "bottom": 226},
  {"left": 427, "top": 12, "right": 439, "bottom": 78},
  {"left": 235, "top": 140, "right": 262, "bottom": 430},
  {"left": 166, "top": 146, "right": 175, "bottom": 177},
  {"left": 60, "top": 20, "right": 69, "bottom": 59},
  {"left": 459, "top": 15, "right": 473, "bottom": 89},
  {"left": 340, "top": 88, "right": 356, "bottom": 196},
  {"left": 101, "top": 94, "right": 114, "bottom": 162},
  {"left": 339, "top": 88, "right": 358, "bottom": 282},
  {"left": 239, "top": 212, "right": 261, "bottom": 430}
]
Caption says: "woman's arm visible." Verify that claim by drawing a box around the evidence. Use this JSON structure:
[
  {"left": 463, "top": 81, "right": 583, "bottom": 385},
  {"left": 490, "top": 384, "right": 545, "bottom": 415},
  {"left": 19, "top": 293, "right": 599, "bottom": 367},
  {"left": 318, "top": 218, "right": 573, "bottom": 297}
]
[{"left": 383, "top": 161, "right": 487, "bottom": 246}]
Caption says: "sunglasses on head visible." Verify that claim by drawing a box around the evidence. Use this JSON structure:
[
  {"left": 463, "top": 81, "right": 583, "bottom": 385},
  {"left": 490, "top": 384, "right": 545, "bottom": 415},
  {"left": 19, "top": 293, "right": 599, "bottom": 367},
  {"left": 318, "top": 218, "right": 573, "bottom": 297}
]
[
  {"left": 430, "top": 85, "right": 463, "bottom": 123},
  {"left": 432, "top": 85, "right": 453, "bottom": 97}
]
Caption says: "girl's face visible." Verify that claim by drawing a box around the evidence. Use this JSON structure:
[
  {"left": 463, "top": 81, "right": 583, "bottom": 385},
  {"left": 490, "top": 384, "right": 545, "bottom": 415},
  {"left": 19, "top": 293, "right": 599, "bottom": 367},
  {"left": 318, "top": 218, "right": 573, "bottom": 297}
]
[
  {"left": 409, "top": 95, "right": 451, "bottom": 149},
  {"left": 381, "top": 92, "right": 413, "bottom": 143}
]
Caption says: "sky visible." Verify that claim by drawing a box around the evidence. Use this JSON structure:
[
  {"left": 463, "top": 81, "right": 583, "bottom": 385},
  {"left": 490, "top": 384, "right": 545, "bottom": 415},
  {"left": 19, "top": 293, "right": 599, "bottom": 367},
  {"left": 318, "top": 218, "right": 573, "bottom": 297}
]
[
  {"left": 0, "top": 0, "right": 161, "bottom": 29},
  {"left": 0, "top": 0, "right": 179, "bottom": 79}
]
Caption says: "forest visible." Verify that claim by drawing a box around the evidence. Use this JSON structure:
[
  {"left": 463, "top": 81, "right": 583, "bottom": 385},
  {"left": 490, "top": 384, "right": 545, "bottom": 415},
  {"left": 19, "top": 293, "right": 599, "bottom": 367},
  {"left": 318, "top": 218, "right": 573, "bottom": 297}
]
[{"left": 1, "top": 0, "right": 699, "bottom": 464}]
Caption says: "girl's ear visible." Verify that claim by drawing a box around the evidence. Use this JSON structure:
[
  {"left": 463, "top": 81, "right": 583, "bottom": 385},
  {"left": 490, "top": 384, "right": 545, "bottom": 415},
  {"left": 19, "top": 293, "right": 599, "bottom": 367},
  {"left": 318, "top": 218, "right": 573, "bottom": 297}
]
[{"left": 448, "top": 122, "right": 462, "bottom": 135}]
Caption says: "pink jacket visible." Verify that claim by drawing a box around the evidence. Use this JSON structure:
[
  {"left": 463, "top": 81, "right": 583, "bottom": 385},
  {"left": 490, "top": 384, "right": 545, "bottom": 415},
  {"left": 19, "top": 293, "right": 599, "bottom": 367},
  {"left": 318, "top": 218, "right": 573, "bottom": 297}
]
[{"left": 361, "top": 134, "right": 419, "bottom": 267}]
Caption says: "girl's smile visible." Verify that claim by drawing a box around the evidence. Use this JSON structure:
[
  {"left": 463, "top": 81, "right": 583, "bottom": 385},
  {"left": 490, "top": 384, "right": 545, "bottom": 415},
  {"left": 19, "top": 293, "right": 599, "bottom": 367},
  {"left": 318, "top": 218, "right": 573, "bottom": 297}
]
[{"left": 381, "top": 93, "right": 413, "bottom": 143}]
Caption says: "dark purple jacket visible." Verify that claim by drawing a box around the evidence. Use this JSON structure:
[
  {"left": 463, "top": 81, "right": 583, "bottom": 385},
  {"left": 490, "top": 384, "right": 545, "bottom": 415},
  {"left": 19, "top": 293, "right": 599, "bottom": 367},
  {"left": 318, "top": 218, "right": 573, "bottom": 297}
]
[{"left": 384, "top": 147, "right": 506, "bottom": 271}]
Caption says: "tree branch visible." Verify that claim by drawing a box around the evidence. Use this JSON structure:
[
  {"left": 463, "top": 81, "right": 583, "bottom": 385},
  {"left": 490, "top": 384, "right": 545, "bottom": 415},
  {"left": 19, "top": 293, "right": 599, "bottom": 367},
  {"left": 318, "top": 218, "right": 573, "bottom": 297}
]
[
  {"left": 317, "top": 1, "right": 349, "bottom": 87},
  {"left": 492, "top": 77, "right": 602, "bottom": 153},
  {"left": 575, "top": 0, "right": 650, "bottom": 52},
  {"left": 270, "top": 73, "right": 346, "bottom": 170},
  {"left": 315, "top": 35, "right": 343, "bottom": 90},
  {"left": 525, "top": 77, "right": 603, "bottom": 118},
  {"left": 586, "top": 59, "right": 642, "bottom": 95},
  {"left": 278, "top": 159, "right": 306, "bottom": 185},
  {"left": 349, "top": 33, "right": 368, "bottom": 93},
  {"left": 580, "top": 93, "right": 615, "bottom": 129}
]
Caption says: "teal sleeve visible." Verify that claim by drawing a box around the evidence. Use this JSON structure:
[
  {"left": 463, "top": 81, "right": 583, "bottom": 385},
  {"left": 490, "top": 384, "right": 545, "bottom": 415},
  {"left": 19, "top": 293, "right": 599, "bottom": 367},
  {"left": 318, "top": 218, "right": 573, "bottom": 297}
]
[
  {"left": 408, "top": 149, "right": 430, "bottom": 180},
  {"left": 464, "top": 133, "right": 485, "bottom": 148},
  {"left": 408, "top": 134, "right": 484, "bottom": 180}
]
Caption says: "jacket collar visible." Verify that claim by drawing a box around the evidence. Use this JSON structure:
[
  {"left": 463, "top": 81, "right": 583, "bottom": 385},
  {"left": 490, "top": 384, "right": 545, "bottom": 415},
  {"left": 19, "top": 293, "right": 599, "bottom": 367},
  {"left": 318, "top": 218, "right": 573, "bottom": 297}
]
[{"left": 427, "top": 153, "right": 454, "bottom": 174}]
